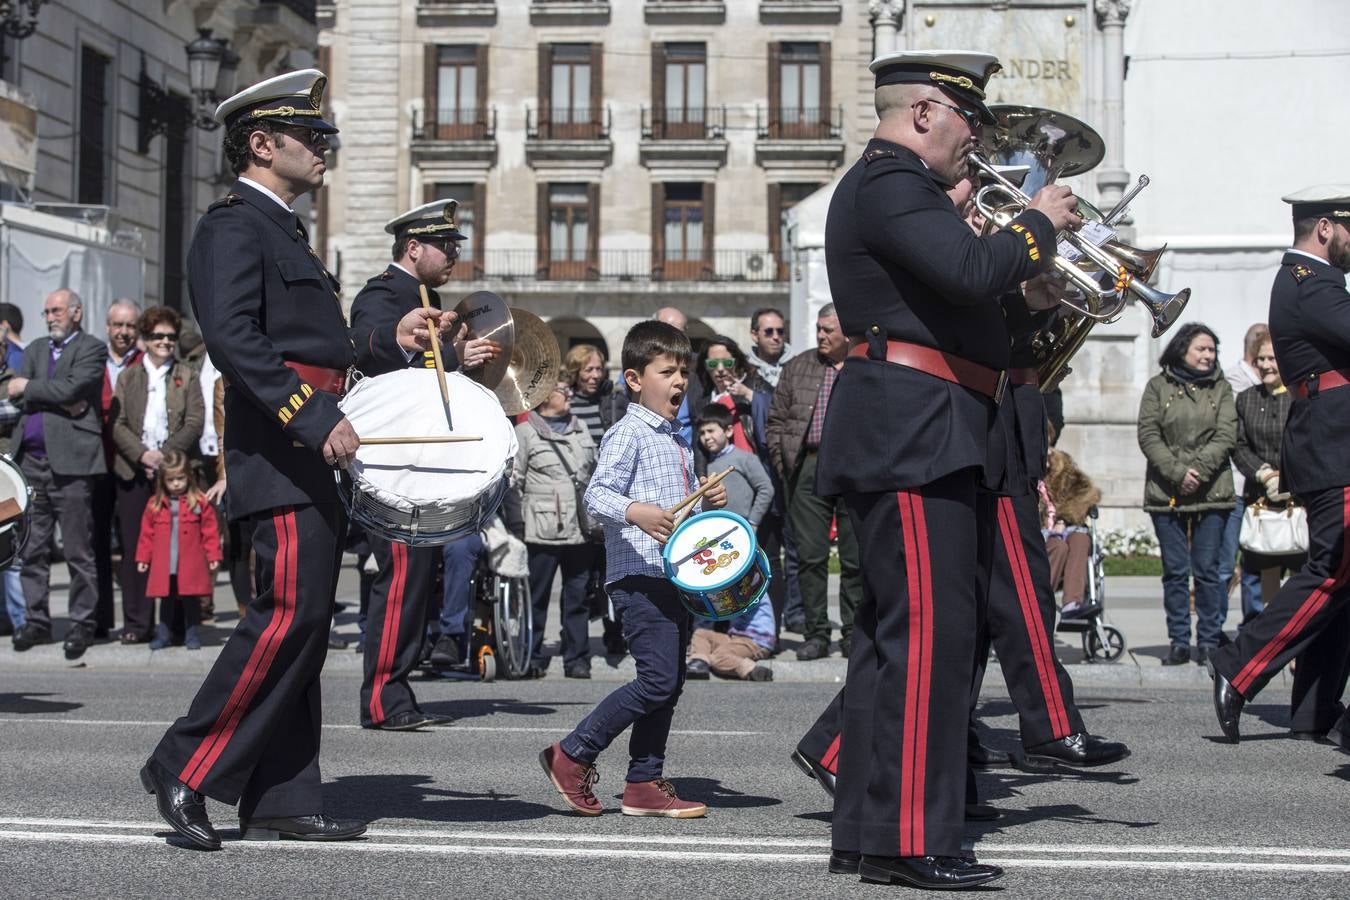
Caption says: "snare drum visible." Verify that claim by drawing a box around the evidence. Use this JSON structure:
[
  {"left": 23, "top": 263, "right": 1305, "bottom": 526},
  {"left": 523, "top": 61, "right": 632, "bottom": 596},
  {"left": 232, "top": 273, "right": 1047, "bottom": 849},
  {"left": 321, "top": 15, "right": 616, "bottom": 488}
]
[
  {"left": 338, "top": 368, "right": 517, "bottom": 546},
  {"left": 0, "top": 454, "right": 31, "bottom": 570},
  {"left": 661, "top": 510, "right": 770, "bottom": 621}
]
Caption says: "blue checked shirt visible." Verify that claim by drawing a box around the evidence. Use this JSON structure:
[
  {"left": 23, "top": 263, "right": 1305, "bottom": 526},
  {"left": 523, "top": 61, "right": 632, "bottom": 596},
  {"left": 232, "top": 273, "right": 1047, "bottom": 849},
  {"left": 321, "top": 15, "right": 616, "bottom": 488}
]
[{"left": 585, "top": 402, "right": 699, "bottom": 585}]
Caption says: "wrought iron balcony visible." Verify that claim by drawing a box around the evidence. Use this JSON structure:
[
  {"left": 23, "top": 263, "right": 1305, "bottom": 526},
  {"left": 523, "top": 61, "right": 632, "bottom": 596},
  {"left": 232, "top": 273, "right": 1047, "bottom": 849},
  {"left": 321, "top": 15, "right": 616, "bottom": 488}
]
[
  {"left": 640, "top": 106, "right": 726, "bottom": 140},
  {"left": 755, "top": 105, "right": 843, "bottom": 140},
  {"left": 412, "top": 105, "right": 497, "bottom": 142},
  {"left": 526, "top": 105, "right": 611, "bottom": 141}
]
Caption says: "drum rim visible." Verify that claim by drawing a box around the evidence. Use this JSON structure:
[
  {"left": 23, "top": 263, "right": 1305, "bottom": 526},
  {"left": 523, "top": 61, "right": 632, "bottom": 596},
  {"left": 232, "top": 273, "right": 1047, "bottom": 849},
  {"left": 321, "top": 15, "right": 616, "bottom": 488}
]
[
  {"left": 0, "top": 454, "right": 30, "bottom": 511},
  {"left": 662, "top": 509, "right": 759, "bottom": 594}
]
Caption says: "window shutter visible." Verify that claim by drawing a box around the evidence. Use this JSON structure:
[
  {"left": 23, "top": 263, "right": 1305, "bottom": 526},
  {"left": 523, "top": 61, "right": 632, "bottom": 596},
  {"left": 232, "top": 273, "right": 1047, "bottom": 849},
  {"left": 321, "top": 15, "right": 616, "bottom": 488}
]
[
  {"left": 473, "top": 181, "right": 487, "bottom": 277},
  {"left": 701, "top": 181, "right": 716, "bottom": 278},
  {"left": 590, "top": 43, "right": 604, "bottom": 127},
  {"left": 423, "top": 181, "right": 438, "bottom": 203},
  {"left": 475, "top": 45, "right": 489, "bottom": 131},
  {"left": 767, "top": 43, "right": 781, "bottom": 137},
  {"left": 424, "top": 44, "right": 439, "bottom": 137},
  {"left": 536, "top": 182, "right": 550, "bottom": 278},
  {"left": 767, "top": 182, "right": 782, "bottom": 262},
  {"left": 651, "top": 182, "right": 665, "bottom": 279},
  {"left": 586, "top": 182, "right": 601, "bottom": 278},
  {"left": 818, "top": 41, "right": 832, "bottom": 130},
  {"left": 538, "top": 44, "right": 552, "bottom": 134},
  {"left": 651, "top": 42, "right": 666, "bottom": 135}
]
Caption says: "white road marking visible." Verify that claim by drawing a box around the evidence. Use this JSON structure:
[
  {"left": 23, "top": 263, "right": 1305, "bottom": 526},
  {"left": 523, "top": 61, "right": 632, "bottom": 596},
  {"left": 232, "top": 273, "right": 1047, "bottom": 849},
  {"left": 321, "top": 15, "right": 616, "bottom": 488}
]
[
  {"left": 0, "top": 718, "right": 761, "bottom": 736},
  {"left": 1, "top": 820, "right": 1348, "bottom": 874}
]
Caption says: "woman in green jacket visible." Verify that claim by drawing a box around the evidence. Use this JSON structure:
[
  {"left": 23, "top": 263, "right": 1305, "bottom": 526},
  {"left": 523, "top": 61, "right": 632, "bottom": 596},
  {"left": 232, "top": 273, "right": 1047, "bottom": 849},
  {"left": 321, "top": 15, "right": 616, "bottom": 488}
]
[{"left": 1136, "top": 322, "right": 1237, "bottom": 667}]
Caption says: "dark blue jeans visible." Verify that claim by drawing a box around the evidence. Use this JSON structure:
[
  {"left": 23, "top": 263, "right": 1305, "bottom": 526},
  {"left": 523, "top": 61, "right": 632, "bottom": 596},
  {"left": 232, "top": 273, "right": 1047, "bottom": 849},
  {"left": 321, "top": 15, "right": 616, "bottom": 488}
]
[
  {"left": 1152, "top": 509, "right": 1228, "bottom": 649},
  {"left": 561, "top": 576, "right": 690, "bottom": 782},
  {"left": 439, "top": 533, "right": 484, "bottom": 636}
]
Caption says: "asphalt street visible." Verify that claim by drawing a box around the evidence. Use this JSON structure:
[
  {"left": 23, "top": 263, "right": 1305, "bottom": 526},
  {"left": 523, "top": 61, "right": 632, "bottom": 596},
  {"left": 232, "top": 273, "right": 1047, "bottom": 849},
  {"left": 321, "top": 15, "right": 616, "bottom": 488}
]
[{"left": 2, "top": 663, "right": 1348, "bottom": 898}]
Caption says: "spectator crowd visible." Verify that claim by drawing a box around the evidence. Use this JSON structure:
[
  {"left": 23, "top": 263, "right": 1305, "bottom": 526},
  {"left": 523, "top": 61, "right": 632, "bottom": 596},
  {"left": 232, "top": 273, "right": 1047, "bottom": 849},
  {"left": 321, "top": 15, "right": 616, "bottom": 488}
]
[{"left": 0, "top": 290, "right": 1303, "bottom": 684}]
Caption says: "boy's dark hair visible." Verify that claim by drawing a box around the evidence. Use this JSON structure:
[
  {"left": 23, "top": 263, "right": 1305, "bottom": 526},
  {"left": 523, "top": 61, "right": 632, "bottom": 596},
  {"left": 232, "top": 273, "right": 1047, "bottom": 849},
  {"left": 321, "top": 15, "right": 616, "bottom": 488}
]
[
  {"left": 696, "top": 403, "right": 735, "bottom": 431},
  {"left": 0, "top": 302, "right": 22, "bottom": 334},
  {"left": 622, "top": 319, "right": 691, "bottom": 374},
  {"left": 223, "top": 119, "right": 281, "bottom": 175}
]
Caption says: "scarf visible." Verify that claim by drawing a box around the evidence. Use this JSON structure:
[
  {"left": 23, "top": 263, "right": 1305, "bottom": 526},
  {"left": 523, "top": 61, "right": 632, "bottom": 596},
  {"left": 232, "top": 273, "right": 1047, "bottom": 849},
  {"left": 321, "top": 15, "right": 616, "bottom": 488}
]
[
  {"left": 141, "top": 356, "right": 171, "bottom": 451},
  {"left": 1166, "top": 362, "right": 1217, "bottom": 385}
]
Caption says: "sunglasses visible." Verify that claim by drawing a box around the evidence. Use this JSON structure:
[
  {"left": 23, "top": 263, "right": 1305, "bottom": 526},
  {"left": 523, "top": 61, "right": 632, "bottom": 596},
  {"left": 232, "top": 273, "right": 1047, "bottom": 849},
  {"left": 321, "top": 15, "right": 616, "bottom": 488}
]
[
  {"left": 148, "top": 332, "right": 179, "bottom": 343},
  {"left": 756, "top": 327, "right": 785, "bottom": 336},
  {"left": 917, "top": 96, "right": 982, "bottom": 131},
  {"left": 704, "top": 358, "right": 738, "bottom": 370}
]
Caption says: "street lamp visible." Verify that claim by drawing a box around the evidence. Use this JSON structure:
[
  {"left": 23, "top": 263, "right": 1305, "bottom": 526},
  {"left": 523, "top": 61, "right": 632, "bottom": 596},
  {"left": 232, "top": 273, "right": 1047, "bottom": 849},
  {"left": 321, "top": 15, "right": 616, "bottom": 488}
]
[
  {"left": 0, "top": 0, "right": 47, "bottom": 39},
  {"left": 137, "top": 29, "right": 235, "bottom": 153}
]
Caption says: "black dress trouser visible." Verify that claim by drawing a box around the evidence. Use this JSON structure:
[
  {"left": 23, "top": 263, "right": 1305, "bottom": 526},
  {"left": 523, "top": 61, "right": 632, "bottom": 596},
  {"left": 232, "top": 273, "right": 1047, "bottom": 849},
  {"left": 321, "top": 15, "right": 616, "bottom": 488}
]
[
  {"left": 359, "top": 540, "right": 437, "bottom": 726},
  {"left": 153, "top": 503, "right": 345, "bottom": 821}
]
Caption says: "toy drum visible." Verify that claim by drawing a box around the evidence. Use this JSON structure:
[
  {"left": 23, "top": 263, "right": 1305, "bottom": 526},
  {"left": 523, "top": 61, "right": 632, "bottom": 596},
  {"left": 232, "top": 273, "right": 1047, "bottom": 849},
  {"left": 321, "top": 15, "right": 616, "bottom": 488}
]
[
  {"left": 661, "top": 510, "right": 770, "bottom": 621},
  {"left": 0, "top": 454, "right": 31, "bottom": 571}
]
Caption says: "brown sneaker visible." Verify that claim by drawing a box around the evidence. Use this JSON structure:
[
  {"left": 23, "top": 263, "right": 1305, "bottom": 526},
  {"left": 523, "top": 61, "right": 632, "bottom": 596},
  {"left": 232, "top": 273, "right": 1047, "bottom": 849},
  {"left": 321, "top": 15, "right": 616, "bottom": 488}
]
[
  {"left": 621, "top": 779, "right": 707, "bottom": 818},
  {"left": 539, "top": 742, "right": 602, "bottom": 816}
]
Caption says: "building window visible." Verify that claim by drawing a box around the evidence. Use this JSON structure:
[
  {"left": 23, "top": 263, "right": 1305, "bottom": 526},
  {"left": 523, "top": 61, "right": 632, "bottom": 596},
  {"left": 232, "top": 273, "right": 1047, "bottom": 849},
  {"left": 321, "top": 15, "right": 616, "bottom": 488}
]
[
  {"left": 769, "top": 182, "right": 820, "bottom": 279},
  {"left": 427, "top": 181, "right": 485, "bottom": 279},
  {"left": 653, "top": 182, "right": 714, "bottom": 281},
  {"left": 539, "top": 182, "right": 598, "bottom": 279},
  {"left": 424, "top": 44, "right": 488, "bottom": 139},
  {"left": 654, "top": 43, "right": 705, "bottom": 139},
  {"left": 538, "top": 44, "right": 602, "bottom": 139},
  {"left": 77, "top": 45, "right": 112, "bottom": 205},
  {"left": 768, "top": 41, "right": 831, "bottom": 139},
  {"left": 161, "top": 92, "right": 192, "bottom": 310}
]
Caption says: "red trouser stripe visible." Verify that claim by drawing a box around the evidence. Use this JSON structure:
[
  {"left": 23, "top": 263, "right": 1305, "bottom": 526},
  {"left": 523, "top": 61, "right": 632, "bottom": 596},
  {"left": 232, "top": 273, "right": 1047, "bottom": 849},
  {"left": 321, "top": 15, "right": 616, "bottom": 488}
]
[
  {"left": 821, "top": 733, "right": 842, "bottom": 774},
  {"left": 997, "top": 497, "right": 1072, "bottom": 739},
  {"left": 369, "top": 543, "right": 409, "bottom": 725},
  {"left": 895, "top": 489, "right": 932, "bottom": 857},
  {"left": 1233, "top": 487, "right": 1350, "bottom": 695},
  {"left": 179, "top": 509, "right": 298, "bottom": 790}
]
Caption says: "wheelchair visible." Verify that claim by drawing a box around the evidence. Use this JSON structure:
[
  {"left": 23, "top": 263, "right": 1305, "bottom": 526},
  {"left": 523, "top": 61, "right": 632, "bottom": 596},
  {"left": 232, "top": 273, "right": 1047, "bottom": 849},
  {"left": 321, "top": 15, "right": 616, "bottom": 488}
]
[
  {"left": 420, "top": 539, "right": 534, "bottom": 682},
  {"left": 1053, "top": 506, "right": 1127, "bottom": 663}
]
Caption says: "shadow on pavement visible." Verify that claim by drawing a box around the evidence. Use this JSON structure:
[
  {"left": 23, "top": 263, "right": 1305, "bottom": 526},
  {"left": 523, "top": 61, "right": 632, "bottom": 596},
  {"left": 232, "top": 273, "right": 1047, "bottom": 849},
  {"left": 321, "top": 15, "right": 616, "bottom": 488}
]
[
  {"left": 417, "top": 697, "right": 588, "bottom": 721},
  {"left": 0, "top": 692, "right": 83, "bottom": 714},
  {"left": 324, "top": 773, "right": 558, "bottom": 823},
  {"left": 661, "top": 777, "right": 783, "bottom": 809}
]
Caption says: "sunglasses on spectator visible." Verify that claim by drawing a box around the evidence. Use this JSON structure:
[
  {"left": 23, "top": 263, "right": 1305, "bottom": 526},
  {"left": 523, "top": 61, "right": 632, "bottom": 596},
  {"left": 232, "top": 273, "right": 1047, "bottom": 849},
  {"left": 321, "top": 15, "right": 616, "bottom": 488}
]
[
  {"left": 756, "top": 327, "right": 785, "bottom": 336},
  {"left": 704, "top": 358, "right": 738, "bottom": 370},
  {"left": 147, "top": 332, "right": 179, "bottom": 343}
]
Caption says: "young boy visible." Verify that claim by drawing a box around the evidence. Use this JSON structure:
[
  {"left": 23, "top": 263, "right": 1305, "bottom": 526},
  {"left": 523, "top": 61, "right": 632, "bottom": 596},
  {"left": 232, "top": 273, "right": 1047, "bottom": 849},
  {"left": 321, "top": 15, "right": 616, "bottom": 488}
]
[
  {"left": 686, "top": 404, "right": 778, "bottom": 682},
  {"left": 540, "top": 321, "right": 727, "bottom": 818}
]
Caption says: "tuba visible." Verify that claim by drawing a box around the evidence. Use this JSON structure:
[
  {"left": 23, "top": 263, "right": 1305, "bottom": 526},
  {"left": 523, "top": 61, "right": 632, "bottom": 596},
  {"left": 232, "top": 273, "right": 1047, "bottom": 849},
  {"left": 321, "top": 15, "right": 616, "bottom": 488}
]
[{"left": 970, "top": 106, "right": 1191, "bottom": 390}]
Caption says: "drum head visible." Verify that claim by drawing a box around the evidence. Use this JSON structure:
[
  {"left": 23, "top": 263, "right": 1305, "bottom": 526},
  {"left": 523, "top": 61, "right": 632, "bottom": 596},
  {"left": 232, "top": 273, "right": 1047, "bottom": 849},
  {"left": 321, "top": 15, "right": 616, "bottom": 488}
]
[
  {"left": 663, "top": 510, "right": 757, "bottom": 594},
  {"left": 0, "top": 455, "right": 29, "bottom": 512}
]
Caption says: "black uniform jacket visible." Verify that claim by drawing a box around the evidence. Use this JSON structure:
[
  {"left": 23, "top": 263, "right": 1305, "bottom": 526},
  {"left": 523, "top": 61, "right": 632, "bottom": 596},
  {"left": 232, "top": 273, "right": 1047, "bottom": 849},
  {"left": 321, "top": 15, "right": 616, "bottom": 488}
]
[
  {"left": 349, "top": 264, "right": 459, "bottom": 378},
  {"left": 188, "top": 179, "right": 354, "bottom": 519},
  {"left": 1268, "top": 251, "right": 1350, "bottom": 494},
  {"left": 981, "top": 294, "right": 1053, "bottom": 497},
  {"left": 815, "top": 139, "right": 1056, "bottom": 494}
]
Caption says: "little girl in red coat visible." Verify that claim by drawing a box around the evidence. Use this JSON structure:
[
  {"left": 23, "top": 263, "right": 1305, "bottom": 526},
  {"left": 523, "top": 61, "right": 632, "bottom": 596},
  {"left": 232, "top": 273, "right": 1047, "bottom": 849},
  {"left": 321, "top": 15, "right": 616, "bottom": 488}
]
[{"left": 137, "top": 450, "right": 222, "bottom": 650}]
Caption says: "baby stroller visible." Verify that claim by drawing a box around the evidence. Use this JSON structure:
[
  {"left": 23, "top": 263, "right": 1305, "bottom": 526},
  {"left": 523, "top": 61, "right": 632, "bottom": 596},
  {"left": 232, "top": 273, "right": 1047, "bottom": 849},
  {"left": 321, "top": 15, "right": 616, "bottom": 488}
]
[
  {"left": 1054, "top": 506, "right": 1127, "bottom": 662},
  {"left": 424, "top": 518, "right": 533, "bottom": 682}
]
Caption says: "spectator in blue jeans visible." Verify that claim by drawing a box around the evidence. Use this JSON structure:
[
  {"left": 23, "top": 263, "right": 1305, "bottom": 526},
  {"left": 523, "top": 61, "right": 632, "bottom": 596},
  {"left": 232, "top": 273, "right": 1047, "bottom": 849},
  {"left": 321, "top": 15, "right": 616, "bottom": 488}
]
[{"left": 1136, "top": 322, "right": 1237, "bottom": 667}]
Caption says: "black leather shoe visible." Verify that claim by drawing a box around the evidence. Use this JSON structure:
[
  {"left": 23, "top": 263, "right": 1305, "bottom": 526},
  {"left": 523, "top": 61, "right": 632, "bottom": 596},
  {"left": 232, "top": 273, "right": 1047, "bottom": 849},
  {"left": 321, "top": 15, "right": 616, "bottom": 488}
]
[
  {"left": 428, "top": 633, "right": 462, "bottom": 669},
  {"left": 12, "top": 623, "right": 52, "bottom": 652},
  {"left": 63, "top": 624, "right": 92, "bottom": 661},
  {"left": 240, "top": 814, "right": 367, "bottom": 841},
  {"left": 1207, "top": 659, "right": 1244, "bottom": 743},
  {"left": 1194, "top": 645, "right": 1214, "bottom": 667},
  {"left": 1329, "top": 723, "right": 1349, "bottom": 754},
  {"left": 1288, "top": 729, "right": 1332, "bottom": 744},
  {"left": 1162, "top": 644, "right": 1190, "bottom": 666},
  {"left": 139, "top": 757, "right": 220, "bottom": 851},
  {"left": 859, "top": 854, "right": 1003, "bottom": 889},
  {"left": 829, "top": 849, "right": 861, "bottom": 874},
  {"left": 796, "top": 637, "right": 829, "bottom": 661},
  {"left": 686, "top": 658, "right": 711, "bottom": 680},
  {"left": 564, "top": 664, "right": 592, "bottom": 680},
  {"left": 417, "top": 711, "right": 455, "bottom": 727},
  {"left": 1022, "top": 732, "right": 1131, "bottom": 769},
  {"left": 967, "top": 731, "right": 1014, "bottom": 769},
  {"left": 368, "top": 710, "right": 434, "bottom": 731},
  {"left": 965, "top": 802, "right": 1001, "bottom": 821},
  {"left": 839, "top": 637, "right": 851, "bottom": 659},
  {"left": 791, "top": 748, "right": 836, "bottom": 797},
  {"left": 327, "top": 631, "right": 349, "bottom": 650}
]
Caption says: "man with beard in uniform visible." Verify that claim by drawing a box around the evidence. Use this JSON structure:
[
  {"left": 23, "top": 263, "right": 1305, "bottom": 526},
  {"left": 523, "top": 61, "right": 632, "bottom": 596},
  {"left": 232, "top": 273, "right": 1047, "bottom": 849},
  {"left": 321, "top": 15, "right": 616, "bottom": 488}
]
[
  {"left": 809, "top": 51, "right": 1081, "bottom": 890},
  {"left": 349, "top": 199, "right": 499, "bottom": 730},
  {"left": 138, "top": 70, "right": 456, "bottom": 850},
  {"left": 1209, "top": 186, "right": 1350, "bottom": 754}
]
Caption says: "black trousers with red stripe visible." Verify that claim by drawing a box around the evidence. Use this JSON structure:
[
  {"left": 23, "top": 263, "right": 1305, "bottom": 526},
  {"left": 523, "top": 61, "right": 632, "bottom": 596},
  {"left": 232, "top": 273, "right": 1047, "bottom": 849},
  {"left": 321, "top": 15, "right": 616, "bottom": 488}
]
[
  {"left": 1289, "top": 606, "right": 1350, "bottom": 732},
  {"left": 1212, "top": 485, "right": 1350, "bottom": 700},
  {"left": 360, "top": 540, "right": 437, "bottom": 727},
  {"left": 972, "top": 491, "right": 1084, "bottom": 746},
  {"left": 833, "top": 471, "right": 979, "bottom": 859},
  {"left": 152, "top": 503, "right": 345, "bottom": 821}
]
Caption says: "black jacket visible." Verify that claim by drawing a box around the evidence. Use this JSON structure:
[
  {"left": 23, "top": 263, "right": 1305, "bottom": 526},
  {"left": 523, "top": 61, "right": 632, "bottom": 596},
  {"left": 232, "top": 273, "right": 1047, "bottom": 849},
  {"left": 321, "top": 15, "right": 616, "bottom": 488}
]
[
  {"left": 815, "top": 140, "right": 1056, "bottom": 494},
  {"left": 349, "top": 264, "right": 459, "bottom": 377},
  {"left": 189, "top": 179, "right": 353, "bottom": 519},
  {"left": 1269, "top": 251, "right": 1350, "bottom": 494}
]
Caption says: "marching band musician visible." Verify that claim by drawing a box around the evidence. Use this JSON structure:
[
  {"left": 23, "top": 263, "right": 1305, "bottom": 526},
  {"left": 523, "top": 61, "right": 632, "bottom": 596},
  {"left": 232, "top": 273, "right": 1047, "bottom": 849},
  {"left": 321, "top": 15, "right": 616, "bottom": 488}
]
[
  {"left": 1209, "top": 186, "right": 1350, "bottom": 753},
  {"left": 808, "top": 50, "right": 1082, "bottom": 889},
  {"left": 139, "top": 70, "right": 454, "bottom": 850},
  {"left": 348, "top": 200, "right": 499, "bottom": 731}
]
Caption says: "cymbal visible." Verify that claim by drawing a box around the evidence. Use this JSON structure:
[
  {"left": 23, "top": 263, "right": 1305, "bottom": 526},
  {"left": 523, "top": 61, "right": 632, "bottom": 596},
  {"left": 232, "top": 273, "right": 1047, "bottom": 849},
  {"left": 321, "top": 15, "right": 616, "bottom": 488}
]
[
  {"left": 494, "top": 308, "right": 561, "bottom": 416},
  {"left": 453, "top": 291, "right": 515, "bottom": 390}
]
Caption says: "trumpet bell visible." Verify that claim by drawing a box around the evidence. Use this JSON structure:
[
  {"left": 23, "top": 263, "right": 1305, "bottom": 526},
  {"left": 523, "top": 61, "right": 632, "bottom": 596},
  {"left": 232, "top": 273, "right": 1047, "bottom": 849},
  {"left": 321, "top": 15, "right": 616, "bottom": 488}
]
[
  {"left": 1104, "top": 240, "right": 1166, "bottom": 283},
  {"left": 1139, "top": 284, "right": 1190, "bottom": 339},
  {"left": 979, "top": 105, "right": 1106, "bottom": 195}
]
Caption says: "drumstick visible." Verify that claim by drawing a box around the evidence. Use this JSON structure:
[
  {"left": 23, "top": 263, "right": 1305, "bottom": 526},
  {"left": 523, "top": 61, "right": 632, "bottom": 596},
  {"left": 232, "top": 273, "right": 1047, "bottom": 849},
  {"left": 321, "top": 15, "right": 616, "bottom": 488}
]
[
  {"left": 666, "top": 466, "right": 734, "bottom": 519},
  {"left": 360, "top": 435, "right": 483, "bottom": 445},
  {"left": 419, "top": 283, "right": 454, "bottom": 430}
]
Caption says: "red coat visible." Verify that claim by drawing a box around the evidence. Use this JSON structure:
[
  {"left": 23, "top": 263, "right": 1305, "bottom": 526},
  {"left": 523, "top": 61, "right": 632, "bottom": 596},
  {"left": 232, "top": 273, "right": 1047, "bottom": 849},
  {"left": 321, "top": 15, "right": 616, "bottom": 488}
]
[{"left": 135, "top": 497, "right": 222, "bottom": 598}]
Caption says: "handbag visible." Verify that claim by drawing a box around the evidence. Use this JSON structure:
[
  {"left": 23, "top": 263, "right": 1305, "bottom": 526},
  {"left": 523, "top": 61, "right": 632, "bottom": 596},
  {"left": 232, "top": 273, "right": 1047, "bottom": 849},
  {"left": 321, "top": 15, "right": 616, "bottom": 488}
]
[
  {"left": 546, "top": 438, "right": 604, "bottom": 543},
  {"left": 1239, "top": 499, "right": 1309, "bottom": 556}
]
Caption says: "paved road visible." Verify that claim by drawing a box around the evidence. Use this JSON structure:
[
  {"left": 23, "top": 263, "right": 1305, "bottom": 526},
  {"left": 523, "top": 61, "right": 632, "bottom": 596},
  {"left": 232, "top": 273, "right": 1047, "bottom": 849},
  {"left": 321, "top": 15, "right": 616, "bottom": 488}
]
[{"left": 1, "top": 665, "right": 1347, "bottom": 898}]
